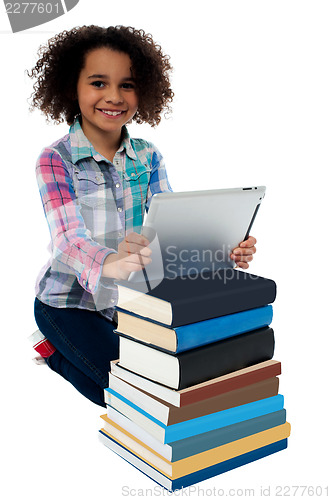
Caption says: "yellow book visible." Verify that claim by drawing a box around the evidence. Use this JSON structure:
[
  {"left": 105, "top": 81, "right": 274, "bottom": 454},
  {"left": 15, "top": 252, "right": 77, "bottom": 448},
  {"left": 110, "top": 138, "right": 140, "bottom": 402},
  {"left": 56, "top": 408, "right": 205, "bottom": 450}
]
[{"left": 100, "top": 415, "right": 291, "bottom": 480}]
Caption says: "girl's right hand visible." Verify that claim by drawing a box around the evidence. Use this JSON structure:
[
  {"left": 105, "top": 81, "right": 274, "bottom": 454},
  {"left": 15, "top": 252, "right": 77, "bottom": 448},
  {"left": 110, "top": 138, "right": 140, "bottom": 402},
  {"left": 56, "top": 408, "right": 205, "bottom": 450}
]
[{"left": 102, "top": 233, "right": 152, "bottom": 281}]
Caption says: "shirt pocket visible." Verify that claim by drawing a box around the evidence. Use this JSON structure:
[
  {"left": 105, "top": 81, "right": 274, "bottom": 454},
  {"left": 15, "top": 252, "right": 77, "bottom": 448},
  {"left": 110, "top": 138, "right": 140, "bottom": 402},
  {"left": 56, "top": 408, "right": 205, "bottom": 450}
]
[
  {"left": 123, "top": 163, "right": 152, "bottom": 203},
  {"left": 74, "top": 170, "right": 107, "bottom": 208},
  {"left": 74, "top": 169, "right": 121, "bottom": 247}
]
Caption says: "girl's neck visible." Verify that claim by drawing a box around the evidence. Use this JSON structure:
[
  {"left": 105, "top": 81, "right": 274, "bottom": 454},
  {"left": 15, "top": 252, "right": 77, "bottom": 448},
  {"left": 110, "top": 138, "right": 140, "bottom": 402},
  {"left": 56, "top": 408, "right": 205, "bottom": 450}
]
[{"left": 80, "top": 120, "right": 123, "bottom": 163}]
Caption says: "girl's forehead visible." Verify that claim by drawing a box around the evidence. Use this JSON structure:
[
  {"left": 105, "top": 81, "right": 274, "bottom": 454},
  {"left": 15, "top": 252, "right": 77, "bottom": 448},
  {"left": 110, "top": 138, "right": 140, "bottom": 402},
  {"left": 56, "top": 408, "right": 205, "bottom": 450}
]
[
  {"left": 83, "top": 47, "right": 132, "bottom": 69},
  {"left": 79, "top": 47, "right": 134, "bottom": 79}
]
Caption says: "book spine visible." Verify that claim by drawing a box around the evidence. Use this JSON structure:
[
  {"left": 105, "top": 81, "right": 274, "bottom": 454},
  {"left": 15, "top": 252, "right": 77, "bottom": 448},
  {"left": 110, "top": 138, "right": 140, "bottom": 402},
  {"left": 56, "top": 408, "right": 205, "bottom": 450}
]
[
  {"left": 171, "top": 409, "right": 287, "bottom": 461},
  {"left": 180, "top": 361, "right": 282, "bottom": 406},
  {"left": 165, "top": 394, "right": 284, "bottom": 442},
  {"left": 175, "top": 305, "right": 273, "bottom": 352},
  {"left": 171, "top": 440, "right": 288, "bottom": 491},
  {"left": 171, "top": 275, "right": 276, "bottom": 326},
  {"left": 99, "top": 430, "right": 287, "bottom": 492},
  {"left": 178, "top": 327, "right": 275, "bottom": 390},
  {"left": 168, "top": 377, "right": 279, "bottom": 425}
]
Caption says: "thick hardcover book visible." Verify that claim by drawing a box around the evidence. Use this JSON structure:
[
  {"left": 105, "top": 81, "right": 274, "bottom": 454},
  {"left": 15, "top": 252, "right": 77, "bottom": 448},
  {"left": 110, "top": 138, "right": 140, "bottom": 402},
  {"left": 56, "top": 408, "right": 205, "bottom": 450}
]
[
  {"left": 100, "top": 409, "right": 287, "bottom": 462},
  {"left": 99, "top": 422, "right": 291, "bottom": 478},
  {"left": 110, "top": 359, "right": 282, "bottom": 407},
  {"left": 107, "top": 394, "right": 285, "bottom": 443},
  {"left": 116, "top": 268, "right": 276, "bottom": 327},
  {"left": 116, "top": 304, "right": 273, "bottom": 353},
  {"left": 119, "top": 327, "right": 275, "bottom": 390},
  {"left": 109, "top": 359, "right": 281, "bottom": 407},
  {"left": 105, "top": 377, "right": 279, "bottom": 426},
  {"left": 98, "top": 431, "right": 288, "bottom": 491}
]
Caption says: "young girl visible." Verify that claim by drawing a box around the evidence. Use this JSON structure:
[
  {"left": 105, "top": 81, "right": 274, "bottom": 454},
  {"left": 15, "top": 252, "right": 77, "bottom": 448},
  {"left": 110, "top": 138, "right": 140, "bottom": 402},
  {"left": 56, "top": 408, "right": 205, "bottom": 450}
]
[{"left": 29, "top": 25, "right": 256, "bottom": 408}]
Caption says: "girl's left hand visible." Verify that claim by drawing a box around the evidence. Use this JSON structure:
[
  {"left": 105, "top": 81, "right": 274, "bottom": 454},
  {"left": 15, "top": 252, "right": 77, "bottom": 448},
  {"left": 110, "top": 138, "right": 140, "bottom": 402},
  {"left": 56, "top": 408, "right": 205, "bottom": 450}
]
[{"left": 230, "top": 236, "right": 257, "bottom": 270}]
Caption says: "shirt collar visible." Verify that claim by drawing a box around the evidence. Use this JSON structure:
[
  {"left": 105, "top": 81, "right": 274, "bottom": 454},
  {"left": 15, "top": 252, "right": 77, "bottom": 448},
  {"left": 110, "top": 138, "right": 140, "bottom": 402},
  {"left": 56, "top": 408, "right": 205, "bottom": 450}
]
[
  {"left": 69, "top": 116, "right": 137, "bottom": 164},
  {"left": 117, "top": 125, "right": 137, "bottom": 160}
]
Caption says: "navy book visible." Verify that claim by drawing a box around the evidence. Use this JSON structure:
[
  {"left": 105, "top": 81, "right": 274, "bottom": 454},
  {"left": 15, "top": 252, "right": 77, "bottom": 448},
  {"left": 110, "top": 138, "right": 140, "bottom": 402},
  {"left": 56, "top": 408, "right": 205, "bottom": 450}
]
[{"left": 116, "top": 268, "right": 276, "bottom": 327}]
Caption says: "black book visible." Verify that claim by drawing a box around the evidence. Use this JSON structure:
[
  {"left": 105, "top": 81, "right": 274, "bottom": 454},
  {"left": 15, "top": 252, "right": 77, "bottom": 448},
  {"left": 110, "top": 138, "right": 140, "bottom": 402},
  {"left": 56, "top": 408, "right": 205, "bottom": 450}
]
[
  {"left": 118, "top": 326, "right": 275, "bottom": 390},
  {"left": 116, "top": 268, "right": 276, "bottom": 327}
]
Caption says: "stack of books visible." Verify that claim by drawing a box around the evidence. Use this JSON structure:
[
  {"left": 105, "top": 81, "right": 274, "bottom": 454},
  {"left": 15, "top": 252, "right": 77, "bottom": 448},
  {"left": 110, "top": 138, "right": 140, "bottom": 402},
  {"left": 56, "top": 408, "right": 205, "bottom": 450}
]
[{"left": 99, "top": 268, "right": 291, "bottom": 491}]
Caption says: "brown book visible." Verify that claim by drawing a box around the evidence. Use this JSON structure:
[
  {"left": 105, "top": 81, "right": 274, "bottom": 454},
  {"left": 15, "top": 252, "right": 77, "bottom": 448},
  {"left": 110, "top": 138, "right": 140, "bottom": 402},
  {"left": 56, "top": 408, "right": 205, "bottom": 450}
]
[
  {"left": 105, "top": 376, "right": 279, "bottom": 426},
  {"left": 110, "top": 359, "right": 282, "bottom": 407}
]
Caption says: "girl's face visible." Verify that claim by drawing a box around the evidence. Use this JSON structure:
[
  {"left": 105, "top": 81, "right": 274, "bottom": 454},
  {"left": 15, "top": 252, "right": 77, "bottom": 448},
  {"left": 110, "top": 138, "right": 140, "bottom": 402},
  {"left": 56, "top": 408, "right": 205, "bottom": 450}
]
[{"left": 76, "top": 47, "right": 139, "bottom": 145}]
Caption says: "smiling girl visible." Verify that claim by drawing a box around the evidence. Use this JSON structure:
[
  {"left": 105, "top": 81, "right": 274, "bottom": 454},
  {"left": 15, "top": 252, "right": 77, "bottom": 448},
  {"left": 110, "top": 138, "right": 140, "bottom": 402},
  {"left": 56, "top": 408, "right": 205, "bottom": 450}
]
[{"left": 29, "top": 25, "right": 256, "bottom": 407}]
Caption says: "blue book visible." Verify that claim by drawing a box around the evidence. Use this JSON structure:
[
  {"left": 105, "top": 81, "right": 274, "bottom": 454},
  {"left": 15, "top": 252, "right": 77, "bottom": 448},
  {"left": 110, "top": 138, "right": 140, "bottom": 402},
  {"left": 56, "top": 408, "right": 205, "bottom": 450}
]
[
  {"left": 107, "top": 393, "right": 285, "bottom": 443},
  {"left": 99, "top": 430, "right": 288, "bottom": 491},
  {"left": 116, "top": 304, "right": 273, "bottom": 353}
]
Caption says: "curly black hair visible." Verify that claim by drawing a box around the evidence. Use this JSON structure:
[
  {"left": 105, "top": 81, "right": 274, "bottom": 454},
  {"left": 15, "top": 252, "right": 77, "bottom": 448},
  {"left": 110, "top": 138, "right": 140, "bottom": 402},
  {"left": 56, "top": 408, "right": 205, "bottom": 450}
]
[{"left": 28, "top": 25, "right": 174, "bottom": 127}]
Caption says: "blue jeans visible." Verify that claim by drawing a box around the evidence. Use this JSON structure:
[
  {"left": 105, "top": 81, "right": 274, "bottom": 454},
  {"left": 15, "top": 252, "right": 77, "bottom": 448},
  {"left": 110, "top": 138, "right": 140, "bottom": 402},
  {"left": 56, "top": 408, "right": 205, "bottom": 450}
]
[{"left": 34, "top": 298, "right": 119, "bottom": 407}]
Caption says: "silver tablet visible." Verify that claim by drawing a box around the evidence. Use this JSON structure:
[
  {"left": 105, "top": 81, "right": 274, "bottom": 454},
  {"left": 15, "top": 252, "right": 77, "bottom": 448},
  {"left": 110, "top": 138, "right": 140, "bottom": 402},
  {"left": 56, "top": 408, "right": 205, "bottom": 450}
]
[{"left": 130, "top": 186, "right": 265, "bottom": 282}]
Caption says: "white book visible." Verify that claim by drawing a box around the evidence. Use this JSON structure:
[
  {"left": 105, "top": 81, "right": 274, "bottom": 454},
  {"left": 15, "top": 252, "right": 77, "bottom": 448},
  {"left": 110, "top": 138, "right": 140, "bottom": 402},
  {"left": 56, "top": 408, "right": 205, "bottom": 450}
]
[
  {"left": 110, "top": 360, "right": 180, "bottom": 406},
  {"left": 103, "top": 408, "right": 172, "bottom": 460}
]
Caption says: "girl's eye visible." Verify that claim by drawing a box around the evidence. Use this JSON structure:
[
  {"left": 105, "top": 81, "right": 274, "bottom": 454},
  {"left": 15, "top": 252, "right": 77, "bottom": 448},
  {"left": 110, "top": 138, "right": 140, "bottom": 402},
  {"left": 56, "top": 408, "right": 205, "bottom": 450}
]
[
  {"left": 91, "top": 81, "right": 105, "bottom": 88},
  {"left": 121, "top": 82, "right": 136, "bottom": 90}
]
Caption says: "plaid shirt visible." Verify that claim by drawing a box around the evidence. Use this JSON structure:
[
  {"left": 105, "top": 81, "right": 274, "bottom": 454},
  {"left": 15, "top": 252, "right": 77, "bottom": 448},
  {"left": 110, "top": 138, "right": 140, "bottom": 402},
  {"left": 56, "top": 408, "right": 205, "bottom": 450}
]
[{"left": 35, "top": 117, "right": 172, "bottom": 322}]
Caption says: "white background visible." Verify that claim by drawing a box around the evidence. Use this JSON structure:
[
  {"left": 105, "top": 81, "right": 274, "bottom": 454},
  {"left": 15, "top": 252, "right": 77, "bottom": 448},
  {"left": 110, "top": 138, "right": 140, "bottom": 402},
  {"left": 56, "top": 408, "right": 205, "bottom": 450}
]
[{"left": 1, "top": 1, "right": 331, "bottom": 498}]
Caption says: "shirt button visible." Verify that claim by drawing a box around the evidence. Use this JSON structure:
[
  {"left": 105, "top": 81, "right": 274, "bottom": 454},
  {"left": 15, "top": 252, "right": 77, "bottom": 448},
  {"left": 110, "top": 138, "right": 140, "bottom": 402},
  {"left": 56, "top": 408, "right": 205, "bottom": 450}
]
[
  {"left": 117, "top": 207, "right": 123, "bottom": 212},
  {"left": 118, "top": 231, "right": 123, "bottom": 237},
  {"left": 131, "top": 173, "right": 135, "bottom": 177},
  {"left": 111, "top": 299, "right": 116, "bottom": 304},
  {"left": 82, "top": 279, "right": 86, "bottom": 286},
  {"left": 115, "top": 183, "right": 120, "bottom": 188}
]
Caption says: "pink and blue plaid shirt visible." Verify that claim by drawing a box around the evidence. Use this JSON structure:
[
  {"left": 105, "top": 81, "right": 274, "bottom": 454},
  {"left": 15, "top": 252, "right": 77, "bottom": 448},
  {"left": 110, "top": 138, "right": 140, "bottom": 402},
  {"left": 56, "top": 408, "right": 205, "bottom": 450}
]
[{"left": 35, "top": 117, "right": 172, "bottom": 322}]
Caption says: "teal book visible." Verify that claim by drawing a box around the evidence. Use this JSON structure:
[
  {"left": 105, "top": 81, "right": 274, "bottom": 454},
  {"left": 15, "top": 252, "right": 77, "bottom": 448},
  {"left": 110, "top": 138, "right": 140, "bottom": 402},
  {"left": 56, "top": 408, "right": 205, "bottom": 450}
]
[
  {"left": 102, "top": 408, "right": 287, "bottom": 462},
  {"left": 116, "top": 304, "right": 273, "bottom": 353}
]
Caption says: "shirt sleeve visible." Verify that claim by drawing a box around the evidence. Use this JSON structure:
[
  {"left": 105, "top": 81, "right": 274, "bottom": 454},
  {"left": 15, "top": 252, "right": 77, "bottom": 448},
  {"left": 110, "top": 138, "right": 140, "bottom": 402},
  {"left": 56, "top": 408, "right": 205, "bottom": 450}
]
[
  {"left": 145, "top": 143, "right": 172, "bottom": 211},
  {"left": 36, "top": 147, "right": 115, "bottom": 294}
]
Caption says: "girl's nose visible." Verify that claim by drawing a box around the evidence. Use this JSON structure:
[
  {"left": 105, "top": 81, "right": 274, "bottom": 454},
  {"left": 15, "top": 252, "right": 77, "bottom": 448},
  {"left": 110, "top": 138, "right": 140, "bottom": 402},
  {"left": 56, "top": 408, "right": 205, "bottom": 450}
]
[{"left": 104, "top": 86, "right": 123, "bottom": 104}]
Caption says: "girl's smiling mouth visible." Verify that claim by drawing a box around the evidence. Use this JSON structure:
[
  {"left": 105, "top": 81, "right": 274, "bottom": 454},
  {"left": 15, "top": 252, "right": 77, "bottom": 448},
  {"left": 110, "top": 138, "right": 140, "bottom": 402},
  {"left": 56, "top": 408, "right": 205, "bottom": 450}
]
[{"left": 97, "top": 108, "right": 126, "bottom": 117}]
